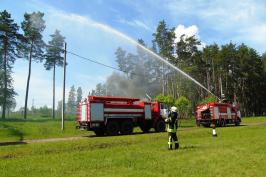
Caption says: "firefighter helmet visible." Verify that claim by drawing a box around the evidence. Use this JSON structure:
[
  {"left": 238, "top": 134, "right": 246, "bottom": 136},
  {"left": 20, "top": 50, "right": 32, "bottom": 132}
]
[{"left": 171, "top": 106, "right": 177, "bottom": 112}]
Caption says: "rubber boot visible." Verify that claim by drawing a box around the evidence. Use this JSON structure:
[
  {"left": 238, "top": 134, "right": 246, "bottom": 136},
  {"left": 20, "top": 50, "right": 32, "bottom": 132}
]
[{"left": 174, "top": 143, "right": 179, "bottom": 149}]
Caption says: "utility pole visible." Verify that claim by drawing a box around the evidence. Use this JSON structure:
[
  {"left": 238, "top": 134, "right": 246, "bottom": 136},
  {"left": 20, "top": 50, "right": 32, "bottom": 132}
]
[{"left": 62, "top": 42, "right": 67, "bottom": 130}]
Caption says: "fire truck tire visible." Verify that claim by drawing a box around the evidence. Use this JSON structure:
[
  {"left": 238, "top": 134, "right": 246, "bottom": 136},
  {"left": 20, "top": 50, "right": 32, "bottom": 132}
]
[
  {"left": 203, "top": 123, "right": 210, "bottom": 127},
  {"left": 106, "top": 121, "right": 119, "bottom": 136},
  {"left": 222, "top": 120, "right": 226, "bottom": 127},
  {"left": 155, "top": 120, "right": 166, "bottom": 132},
  {"left": 94, "top": 128, "right": 105, "bottom": 136},
  {"left": 220, "top": 119, "right": 226, "bottom": 127},
  {"left": 140, "top": 121, "right": 151, "bottom": 132},
  {"left": 120, "top": 120, "right": 133, "bottom": 135}
]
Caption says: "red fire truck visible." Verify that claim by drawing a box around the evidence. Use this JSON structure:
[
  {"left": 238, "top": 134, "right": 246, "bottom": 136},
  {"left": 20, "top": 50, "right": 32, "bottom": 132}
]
[
  {"left": 196, "top": 102, "right": 241, "bottom": 127},
  {"left": 76, "top": 96, "right": 168, "bottom": 136}
]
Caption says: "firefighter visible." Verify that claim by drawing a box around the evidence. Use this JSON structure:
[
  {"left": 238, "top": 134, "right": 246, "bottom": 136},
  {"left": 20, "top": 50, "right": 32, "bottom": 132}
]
[{"left": 165, "top": 106, "right": 179, "bottom": 150}]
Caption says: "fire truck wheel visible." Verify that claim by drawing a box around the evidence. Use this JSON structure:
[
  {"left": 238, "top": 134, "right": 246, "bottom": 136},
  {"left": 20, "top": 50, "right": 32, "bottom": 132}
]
[
  {"left": 220, "top": 119, "right": 226, "bottom": 127},
  {"left": 235, "top": 120, "right": 240, "bottom": 126},
  {"left": 140, "top": 121, "right": 151, "bottom": 133},
  {"left": 94, "top": 128, "right": 105, "bottom": 136},
  {"left": 203, "top": 123, "right": 210, "bottom": 127},
  {"left": 155, "top": 120, "right": 166, "bottom": 132},
  {"left": 106, "top": 121, "right": 119, "bottom": 136},
  {"left": 120, "top": 120, "right": 133, "bottom": 135}
]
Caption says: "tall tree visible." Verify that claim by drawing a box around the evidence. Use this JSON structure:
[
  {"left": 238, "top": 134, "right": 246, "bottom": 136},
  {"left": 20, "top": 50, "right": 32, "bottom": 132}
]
[
  {"left": 262, "top": 52, "right": 266, "bottom": 73},
  {"left": 0, "top": 10, "right": 21, "bottom": 119},
  {"left": 202, "top": 44, "right": 220, "bottom": 95},
  {"left": 153, "top": 20, "right": 175, "bottom": 95},
  {"left": 44, "top": 30, "right": 65, "bottom": 119},
  {"left": 76, "top": 87, "right": 82, "bottom": 104},
  {"left": 115, "top": 47, "right": 127, "bottom": 72},
  {"left": 153, "top": 20, "right": 175, "bottom": 60},
  {"left": 67, "top": 85, "right": 76, "bottom": 114},
  {"left": 21, "top": 12, "right": 45, "bottom": 119}
]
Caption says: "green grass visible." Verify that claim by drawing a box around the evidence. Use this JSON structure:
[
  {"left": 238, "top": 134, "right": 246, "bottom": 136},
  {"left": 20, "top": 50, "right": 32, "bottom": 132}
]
[
  {"left": 0, "top": 116, "right": 265, "bottom": 142},
  {"left": 0, "top": 117, "right": 89, "bottom": 142},
  {"left": 0, "top": 117, "right": 265, "bottom": 177},
  {"left": 0, "top": 115, "right": 196, "bottom": 142}
]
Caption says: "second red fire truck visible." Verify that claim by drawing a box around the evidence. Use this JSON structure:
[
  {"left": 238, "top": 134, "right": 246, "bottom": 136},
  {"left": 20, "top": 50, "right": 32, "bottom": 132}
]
[
  {"left": 76, "top": 96, "right": 168, "bottom": 136},
  {"left": 196, "top": 102, "right": 241, "bottom": 127}
]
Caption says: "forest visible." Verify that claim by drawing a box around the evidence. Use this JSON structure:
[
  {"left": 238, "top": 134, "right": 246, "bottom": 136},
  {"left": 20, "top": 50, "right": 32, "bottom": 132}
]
[
  {"left": 1, "top": 10, "right": 266, "bottom": 119},
  {"left": 90, "top": 21, "right": 266, "bottom": 117}
]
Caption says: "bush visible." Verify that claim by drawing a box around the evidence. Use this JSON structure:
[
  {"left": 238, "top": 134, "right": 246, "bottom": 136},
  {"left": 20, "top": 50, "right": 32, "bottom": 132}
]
[
  {"left": 199, "top": 95, "right": 217, "bottom": 105},
  {"left": 155, "top": 94, "right": 175, "bottom": 107},
  {"left": 175, "top": 96, "right": 191, "bottom": 118}
]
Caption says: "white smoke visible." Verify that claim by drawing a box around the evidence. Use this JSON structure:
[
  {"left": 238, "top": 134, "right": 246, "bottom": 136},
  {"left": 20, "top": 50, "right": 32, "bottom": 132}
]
[{"left": 29, "top": 12, "right": 45, "bottom": 30}]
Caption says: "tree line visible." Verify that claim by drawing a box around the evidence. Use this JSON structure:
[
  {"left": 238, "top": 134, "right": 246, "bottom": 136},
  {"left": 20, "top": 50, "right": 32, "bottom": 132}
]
[
  {"left": 12, "top": 85, "right": 83, "bottom": 118},
  {"left": 91, "top": 20, "right": 266, "bottom": 116},
  {"left": 1, "top": 9, "right": 266, "bottom": 118},
  {"left": 0, "top": 10, "right": 66, "bottom": 119}
]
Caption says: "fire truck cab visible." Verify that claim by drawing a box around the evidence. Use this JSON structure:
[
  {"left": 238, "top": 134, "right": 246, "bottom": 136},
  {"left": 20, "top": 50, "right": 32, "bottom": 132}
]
[
  {"left": 76, "top": 96, "right": 167, "bottom": 136},
  {"left": 196, "top": 102, "right": 241, "bottom": 127}
]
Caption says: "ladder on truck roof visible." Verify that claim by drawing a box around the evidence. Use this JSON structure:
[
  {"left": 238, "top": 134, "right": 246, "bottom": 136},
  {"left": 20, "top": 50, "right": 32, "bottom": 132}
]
[{"left": 88, "top": 96, "right": 140, "bottom": 103}]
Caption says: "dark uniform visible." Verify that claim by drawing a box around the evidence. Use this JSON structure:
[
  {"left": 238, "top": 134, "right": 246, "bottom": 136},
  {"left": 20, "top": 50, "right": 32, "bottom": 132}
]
[{"left": 166, "top": 111, "right": 179, "bottom": 150}]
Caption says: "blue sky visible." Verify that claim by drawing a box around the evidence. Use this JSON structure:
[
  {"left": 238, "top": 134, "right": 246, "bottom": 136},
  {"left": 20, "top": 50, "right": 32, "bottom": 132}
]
[{"left": 1, "top": 0, "right": 266, "bottom": 109}]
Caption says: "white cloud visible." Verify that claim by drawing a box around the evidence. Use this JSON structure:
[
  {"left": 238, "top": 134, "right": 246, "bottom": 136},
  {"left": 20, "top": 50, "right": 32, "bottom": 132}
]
[
  {"left": 118, "top": 18, "right": 152, "bottom": 31},
  {"left": 174, "top": 24, "right": 205, "bottom": 50},
  {"left": 239, "top": 24, "right": 266, "bottom": 43},
  {"left": 236, "top": 24, "right": 266, "bottom": 52},
  {"left": 166, "top": 0, "right": 260, "bottom": 27},
  {"left": 165, "top": 0, "right": 266, "bottom": 52},
  {"left": 174, "top": 25, "right": 199, "bottom": 43}
]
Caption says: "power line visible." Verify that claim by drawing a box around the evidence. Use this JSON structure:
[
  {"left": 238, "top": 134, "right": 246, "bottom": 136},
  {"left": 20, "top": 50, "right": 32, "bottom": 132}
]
[
  {"left": 67, "top": 50, "right": 140, "bottom": 77},
  {"left": 49, "top": 46, "right": 185, "bottom": 79},
  {"left": 67, "top": 50, "right": 183, "bottom": 80},
  {"left": 48, "top": 45, "right": 166, "bottom": 77}
]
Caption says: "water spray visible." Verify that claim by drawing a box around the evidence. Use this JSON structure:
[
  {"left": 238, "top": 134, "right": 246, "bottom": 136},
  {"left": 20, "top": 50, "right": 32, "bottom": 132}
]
[
  {"left": 89, "top": 21, "right": 220, "bottom": 99},
  {"left": 145, "top": 93, "right": 152, "bottom": 101}
]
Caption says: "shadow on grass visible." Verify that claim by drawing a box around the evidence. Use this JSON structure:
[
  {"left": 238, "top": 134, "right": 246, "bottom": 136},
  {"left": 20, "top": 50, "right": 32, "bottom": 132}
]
[
  {"left": 0, "top": 141, "right": 27, "bottom": 147},
  {"left": 0, "top": 124, "right": 24, "bottom": 143},
  {"left": 179, "top": 125, "right": 196, "bottom": 128},
  {"left": 180, "top": 145, "right": 199, "bottom": 150},
  {"left": 87, "top": 130, "right": 162, "bottom": 138},
  {"left": 0, "top": 118, "right": 75, "bottom": 123},
  {"left": 217, "top": 124, "right": 247, "bottom": 128}
]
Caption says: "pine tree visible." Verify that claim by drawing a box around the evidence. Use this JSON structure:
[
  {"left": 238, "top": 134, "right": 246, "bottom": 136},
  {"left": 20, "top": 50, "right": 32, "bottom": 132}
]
[
  {"left": 21, "top": 12, "right": 46, "bottom": 119},
  {"left": 44, "top": 30, "right": 65, "bottom": 119},
  {"left": 67, "top": 85, "right": 76, "bottom": 114},
  {"left": 153, "top": 20, "right": 175, "bottom": 95},
  {"left": 76, "top": 87, "right": 82, "bottom": 104},
  {"left": 115, "top": 47, "right": 127, "bottom": 72},
  {"left": 153, "top": 20, "right": 175, "bottom": 59},
  {"left": 0, "top": 10, "right": 21, "bottom": 119}
]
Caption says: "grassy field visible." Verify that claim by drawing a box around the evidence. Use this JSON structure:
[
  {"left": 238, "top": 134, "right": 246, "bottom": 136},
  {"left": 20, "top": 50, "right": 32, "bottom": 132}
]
[
  {"left": 0, "top": 117, "right": 88, "bottom": 142},
  {"left": 0, "top": 117, "right": 266, "bottom": 177}
]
